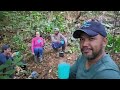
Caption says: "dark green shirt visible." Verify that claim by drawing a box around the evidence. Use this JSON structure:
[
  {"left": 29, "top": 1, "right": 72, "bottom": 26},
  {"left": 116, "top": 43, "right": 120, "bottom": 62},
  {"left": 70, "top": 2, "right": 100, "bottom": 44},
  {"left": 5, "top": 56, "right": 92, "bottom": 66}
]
[{"left": 69, "top": 54, "right": 120, "bottom": 79}]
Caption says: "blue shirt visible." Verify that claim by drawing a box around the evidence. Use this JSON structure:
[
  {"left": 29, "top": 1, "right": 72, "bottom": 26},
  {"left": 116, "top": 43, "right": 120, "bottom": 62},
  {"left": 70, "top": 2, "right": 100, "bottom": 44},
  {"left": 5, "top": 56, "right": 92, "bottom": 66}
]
[
  {"left": 69, "top": 54, "right": 120, "bottom": 79},
  {"left": 0, "top": 53, "right": 13, "bottom": 65}
]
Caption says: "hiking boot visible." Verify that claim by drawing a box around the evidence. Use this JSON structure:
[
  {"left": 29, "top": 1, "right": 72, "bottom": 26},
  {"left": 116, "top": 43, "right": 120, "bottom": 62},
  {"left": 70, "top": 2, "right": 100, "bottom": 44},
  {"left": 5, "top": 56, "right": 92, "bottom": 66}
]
[
  {"left": 39, "top": 56, "right": 43, "bottom": 62},
  {"left": 34, "top": 56, "right": 38, "bottom": 63}
]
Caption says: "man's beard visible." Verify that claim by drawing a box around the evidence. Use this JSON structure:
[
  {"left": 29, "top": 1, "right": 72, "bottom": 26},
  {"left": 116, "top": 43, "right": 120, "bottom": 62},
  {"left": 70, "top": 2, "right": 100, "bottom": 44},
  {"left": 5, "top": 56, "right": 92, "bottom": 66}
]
[
  {"left": 55, "top": 33, "right": 59, "bottom": 35},
  {"left": 81, "top": 46, "right": 103, "bottom": 61}
]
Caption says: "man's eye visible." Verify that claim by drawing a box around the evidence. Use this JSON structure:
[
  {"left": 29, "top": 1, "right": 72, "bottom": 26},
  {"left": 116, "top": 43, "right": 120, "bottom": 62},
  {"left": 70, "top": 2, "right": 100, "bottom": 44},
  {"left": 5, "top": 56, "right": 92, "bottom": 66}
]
[
  {"left": 90, "top": 37, "right": 95, "bottom": 40},
  {"left": 80, "top": 38, "right": 84, "bottom": 41}
]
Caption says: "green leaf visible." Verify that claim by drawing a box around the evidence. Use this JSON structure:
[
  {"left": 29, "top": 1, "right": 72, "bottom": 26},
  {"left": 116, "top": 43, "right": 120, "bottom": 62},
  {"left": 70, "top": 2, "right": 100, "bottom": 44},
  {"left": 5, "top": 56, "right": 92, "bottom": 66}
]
[
  {"left": 0, "top": 64, "right": 9, "bottom": 71},
  {"left": 0, "top": 71, "right": 4, "bottom": 75},
  {"left": 4, "top": 69, "right": 15, "bottom": 75},
  {"left": 0, "top": 75, "right": 11, "bottom": 79},
  {"left": 6, "top": 60, "right": 12, "bottom": 65},
  {"left": 16, "top": 62, "right": 24, "bottom": 66},
  {"left": 13, "top": 56, "right": 23, "bottom": 64}
]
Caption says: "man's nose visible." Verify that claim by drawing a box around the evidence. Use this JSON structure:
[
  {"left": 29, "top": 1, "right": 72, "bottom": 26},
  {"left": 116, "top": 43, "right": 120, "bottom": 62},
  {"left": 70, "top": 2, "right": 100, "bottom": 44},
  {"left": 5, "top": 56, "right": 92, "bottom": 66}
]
[{"left": 83, "top": 40, "right": 90, "bottom": 47}]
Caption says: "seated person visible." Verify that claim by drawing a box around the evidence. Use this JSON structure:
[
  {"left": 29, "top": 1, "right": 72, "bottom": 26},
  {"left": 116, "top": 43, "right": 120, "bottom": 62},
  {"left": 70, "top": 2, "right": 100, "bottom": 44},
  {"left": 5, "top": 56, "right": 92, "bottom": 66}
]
[
  {"left": 31, "top": 31, "right": 45, "bottom": 63},
  {"left": 51, "top": 28, "right": 67, "bottom": 57},
  {"left": 0, "top": 44, "right": 16, "bottom": 65}
]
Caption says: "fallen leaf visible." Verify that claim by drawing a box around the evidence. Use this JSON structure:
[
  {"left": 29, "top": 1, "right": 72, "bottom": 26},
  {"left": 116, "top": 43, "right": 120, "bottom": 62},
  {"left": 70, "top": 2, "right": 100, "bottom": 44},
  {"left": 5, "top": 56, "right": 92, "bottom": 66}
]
[{"left": 49, "top": 69, "right": 52, "bottom": 73}]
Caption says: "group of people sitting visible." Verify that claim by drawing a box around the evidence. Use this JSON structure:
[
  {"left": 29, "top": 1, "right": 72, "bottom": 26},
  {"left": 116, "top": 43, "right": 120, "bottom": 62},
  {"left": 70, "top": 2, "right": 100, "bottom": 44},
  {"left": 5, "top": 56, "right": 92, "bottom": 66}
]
[
  {"left": 31, "top": 28, "right": 67, "bottom": 63},
  {"left": 0, "top": 27, "right": 67, "bottom": 65}
]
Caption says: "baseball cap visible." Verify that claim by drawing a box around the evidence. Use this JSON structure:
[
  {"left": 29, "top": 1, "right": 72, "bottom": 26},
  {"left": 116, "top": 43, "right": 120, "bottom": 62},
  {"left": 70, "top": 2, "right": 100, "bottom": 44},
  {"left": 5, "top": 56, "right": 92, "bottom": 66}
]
[
  {"left": 1, "top": 44, "right": 10, "bottom": 52},
  {"left": 73, "top": 19, "right": 107, "bottom": 38},
  {"left": 54, "top": 28, "right": 59, "bottom": 32}
]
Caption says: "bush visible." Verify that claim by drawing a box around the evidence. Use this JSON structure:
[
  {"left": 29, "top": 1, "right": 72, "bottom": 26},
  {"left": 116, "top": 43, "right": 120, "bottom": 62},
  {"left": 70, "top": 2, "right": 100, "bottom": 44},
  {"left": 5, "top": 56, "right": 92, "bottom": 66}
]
[
  {"left": 0, "top": 55, "right": 24, "bottom": 79},
  {"left": 106, "top": 33, "right": 120, "bottom": 53}
]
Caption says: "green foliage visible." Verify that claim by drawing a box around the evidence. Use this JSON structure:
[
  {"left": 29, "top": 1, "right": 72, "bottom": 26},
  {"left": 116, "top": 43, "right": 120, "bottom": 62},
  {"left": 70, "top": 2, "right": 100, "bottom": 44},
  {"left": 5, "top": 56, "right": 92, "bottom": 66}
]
[
  {"left": 11, "top": 34, "right": 27, "bottom": 53},
  {"left": 0, "top": 11, "right": 67, "bottom": 35},
  {"left": 0, "top": 55, "right": 24, "bottom": 79},
  {"left": 106, "top": 33, "right": 120, "bottom": 53}
]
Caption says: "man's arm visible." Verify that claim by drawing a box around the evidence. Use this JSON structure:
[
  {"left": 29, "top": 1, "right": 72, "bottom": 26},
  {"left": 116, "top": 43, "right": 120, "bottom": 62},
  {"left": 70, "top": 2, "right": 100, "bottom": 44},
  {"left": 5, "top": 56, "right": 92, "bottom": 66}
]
[
  {"left": 0, "top": 57, "right": 6, "bottom": 64},
  {"left": 93, "top": 70, "right": 120, "bottom": 79},
  {"left": 51, "top": 34, "right": 58, "bottom": 42},
  {"left": 60, "top": 33, "right": 67, "bottom": 46},
  {"left": 0, "top": 55, "right": 6, "bottom": 64}
]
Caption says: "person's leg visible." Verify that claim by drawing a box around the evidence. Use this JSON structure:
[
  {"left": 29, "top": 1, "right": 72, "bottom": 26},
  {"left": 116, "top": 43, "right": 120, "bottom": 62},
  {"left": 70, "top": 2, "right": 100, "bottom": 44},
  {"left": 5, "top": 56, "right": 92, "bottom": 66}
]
[
  {"left": 34, "top": 48, "right": 39, "bottom": 63},
  {"left": 38, "top": 47, "right": 44, "bottom": 62},
  {"left": 52, "top": 42, "right": 60, "bottom": 57},
  {"left": 52, "top": 42, "right": 59, "bottom": 52}
]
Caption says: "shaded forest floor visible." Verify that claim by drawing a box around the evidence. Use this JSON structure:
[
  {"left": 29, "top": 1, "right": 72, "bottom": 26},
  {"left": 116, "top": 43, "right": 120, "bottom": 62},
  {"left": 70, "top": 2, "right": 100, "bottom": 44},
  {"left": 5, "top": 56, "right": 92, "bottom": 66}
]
[{"left": 26, "top": 43, "right": 78, "bottom": 79}]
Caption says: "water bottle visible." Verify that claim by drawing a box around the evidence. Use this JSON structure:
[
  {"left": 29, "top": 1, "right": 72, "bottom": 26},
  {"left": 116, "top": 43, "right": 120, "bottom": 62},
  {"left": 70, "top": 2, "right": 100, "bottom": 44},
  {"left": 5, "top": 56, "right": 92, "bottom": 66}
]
[{"left": 58, "top": 61, "right": 70, "bottom": 79}]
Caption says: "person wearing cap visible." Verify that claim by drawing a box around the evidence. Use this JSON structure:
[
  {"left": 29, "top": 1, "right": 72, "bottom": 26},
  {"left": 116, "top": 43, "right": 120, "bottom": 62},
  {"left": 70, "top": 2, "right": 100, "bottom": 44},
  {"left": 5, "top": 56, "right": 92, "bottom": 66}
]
[
  {"left": 51, "top": 28, "right": 67, "bottom": 57},
  {"left": 0, "top": 44, "right": 16, "bottom": 65},
  {"left": 69, "top": 19, "right": 120, "bottom": 79},
  {"left": 31, "top": 31, "right": 45, "bottom": 63}
]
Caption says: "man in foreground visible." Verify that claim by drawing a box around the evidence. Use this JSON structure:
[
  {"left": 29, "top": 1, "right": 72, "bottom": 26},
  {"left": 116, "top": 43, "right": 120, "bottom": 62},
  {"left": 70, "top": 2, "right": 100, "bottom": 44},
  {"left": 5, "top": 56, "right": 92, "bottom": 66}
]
[{"left": 69, "top": 19, "right": 120, "bottom": 79}]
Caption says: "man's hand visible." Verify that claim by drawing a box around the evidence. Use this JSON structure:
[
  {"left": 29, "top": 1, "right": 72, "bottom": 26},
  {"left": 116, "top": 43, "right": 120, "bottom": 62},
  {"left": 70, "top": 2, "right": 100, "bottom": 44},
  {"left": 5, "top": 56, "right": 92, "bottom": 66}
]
[
  {"left": 11, "top": 52, "right": 16, "bottom": 57},
  {"left": 32, "top": 53, "right": 35, "bottom": 55}
]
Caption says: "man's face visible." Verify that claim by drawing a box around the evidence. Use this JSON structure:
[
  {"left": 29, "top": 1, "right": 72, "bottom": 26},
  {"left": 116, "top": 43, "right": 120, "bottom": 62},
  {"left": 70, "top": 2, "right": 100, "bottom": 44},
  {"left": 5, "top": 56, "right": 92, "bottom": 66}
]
[
  {"left": 36, "top": 32, "right": 40, "bottom": 37},
  {"left": 54, "top": 31, "right": 59, "bottom": 35},
  {"left": 80, "top": 32, "right": 107, "bottom": 60},
  {"left": 4, "top": 48, "right": 11, "bottom": 55}
]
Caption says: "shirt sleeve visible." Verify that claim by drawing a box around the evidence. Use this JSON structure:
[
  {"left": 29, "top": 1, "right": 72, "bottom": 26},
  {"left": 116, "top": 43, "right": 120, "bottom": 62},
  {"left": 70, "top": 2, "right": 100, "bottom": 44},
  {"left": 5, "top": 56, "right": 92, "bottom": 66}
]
[
  {"left": 0, "top": 56, "right": 6, "bottom": 64},
  {"left": 93, "top": 69, "right": 120, "bottom": 79},
  {"left": 60, "top": 33, "right": 67, "bottom": 45},
  {"left": 0, "top": 54, "right": 7, "bottom": 64}
]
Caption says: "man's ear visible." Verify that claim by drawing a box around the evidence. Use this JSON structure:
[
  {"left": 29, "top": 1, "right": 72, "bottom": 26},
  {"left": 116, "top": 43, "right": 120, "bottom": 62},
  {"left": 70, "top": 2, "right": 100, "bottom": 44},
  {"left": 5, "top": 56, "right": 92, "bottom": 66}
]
[{"left": 103, "top": 37, "right": 108, "bottom": 47}]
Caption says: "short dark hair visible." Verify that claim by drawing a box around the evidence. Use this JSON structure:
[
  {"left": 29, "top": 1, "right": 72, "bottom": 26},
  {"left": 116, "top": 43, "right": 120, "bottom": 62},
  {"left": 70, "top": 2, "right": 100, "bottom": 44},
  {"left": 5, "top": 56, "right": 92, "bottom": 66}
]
[{"left": 1, "top": 44, "right": 10, "bottom": 53}]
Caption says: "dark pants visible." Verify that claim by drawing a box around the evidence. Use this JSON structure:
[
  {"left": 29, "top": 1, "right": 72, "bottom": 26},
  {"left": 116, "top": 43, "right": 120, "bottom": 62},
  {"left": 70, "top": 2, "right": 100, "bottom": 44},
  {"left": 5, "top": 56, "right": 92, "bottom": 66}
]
[
  {"left": 52, "top": 40, "right": 65, "bottom": 51},
  {"left": 34, "top": 47, "right": 44, "bottom": 58}
]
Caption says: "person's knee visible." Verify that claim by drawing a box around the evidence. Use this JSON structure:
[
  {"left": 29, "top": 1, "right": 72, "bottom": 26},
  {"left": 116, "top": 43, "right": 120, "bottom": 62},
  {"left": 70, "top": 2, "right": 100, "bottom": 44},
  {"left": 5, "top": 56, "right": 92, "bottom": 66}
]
[
  {"left": 52, "top": 42, "right": 59, "bottom": 49},
  {"left": 38, "top": 48, "right": 44, "bottom": 54},
  {"left": 34, "top": 48, "right": 39, "bottom": 55}
]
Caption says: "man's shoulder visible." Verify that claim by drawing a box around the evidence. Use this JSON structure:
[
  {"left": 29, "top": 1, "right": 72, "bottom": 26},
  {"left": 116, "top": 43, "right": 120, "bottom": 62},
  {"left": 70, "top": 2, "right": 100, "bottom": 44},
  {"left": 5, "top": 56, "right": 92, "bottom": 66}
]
[
  {"left": 59, "top": 33, "right": 64, "bottom": 36},
  {"left": 94, "top": 69, "right": 120, "bottom": 79},
  {"left": 96, "top": 54, "right": 120, "bottom": 75},
  {"left": 32, "top": 37, "right": 36, "bottom": 40},
  {"left": 0, "top": 53, "right": 4, "bottom": 57}
]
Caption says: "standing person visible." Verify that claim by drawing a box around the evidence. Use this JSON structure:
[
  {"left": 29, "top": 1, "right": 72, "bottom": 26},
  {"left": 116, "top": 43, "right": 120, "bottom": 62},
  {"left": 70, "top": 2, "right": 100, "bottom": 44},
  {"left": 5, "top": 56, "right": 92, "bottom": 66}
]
[
  {"left": 69, "top": 19, "right": 120, "bottom": 79},
  {"left": 31, "top": 31, "right": 45, "bottom": 63},
  {"left": 51, "top": 28, "right": 67, "bottom": 57}
]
